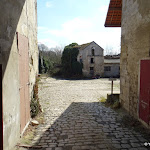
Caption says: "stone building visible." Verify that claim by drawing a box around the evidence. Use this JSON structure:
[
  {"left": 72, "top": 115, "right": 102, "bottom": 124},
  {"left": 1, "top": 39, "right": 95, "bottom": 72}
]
[
  {"left": 104, "top": 55, "right": 120, "bottom": 78},
  {"left": 105, "top": 0, "right": 150, "bottom": 127},
  {"left": 77, "top": 41, "right": 104, "bottom": 77},
  {"left": 0, "top": 0, "right": 38, "bottom": 150}
]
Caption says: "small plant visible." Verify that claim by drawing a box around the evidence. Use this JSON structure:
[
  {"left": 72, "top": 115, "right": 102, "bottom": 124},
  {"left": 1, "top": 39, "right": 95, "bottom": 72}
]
[
  {"left": 30, "top": 77, "right": 42, "bottom": 118},
  {"left": 99, "top": 96, "right": 106, "bottom": 103}
]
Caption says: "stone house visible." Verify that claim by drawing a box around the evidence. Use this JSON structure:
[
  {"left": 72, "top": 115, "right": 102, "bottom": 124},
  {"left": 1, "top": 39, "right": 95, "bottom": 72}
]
[
  {"left": 104, "top": 55, "right": 120, "bottom": 78},
  {"left": 0, "top": 0, "right": 38, "bottom": 150},
  {"left": 77, "top": 41, "right": 104, "bottom": 77},
  {"left": 105, "top": 0, "right": 150, "bottom": 127}
]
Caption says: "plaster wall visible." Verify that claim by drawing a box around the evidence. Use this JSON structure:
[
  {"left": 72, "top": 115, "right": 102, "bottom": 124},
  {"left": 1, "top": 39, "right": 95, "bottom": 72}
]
[
  {"left": 104, "top": 63, "right": 120, "bottom": 78},
  {"left": 121, "top": 0, "right": 150, "bottom": 118},
  {"left": 0, "top": 1, "right": 38, "bottom": 150}
]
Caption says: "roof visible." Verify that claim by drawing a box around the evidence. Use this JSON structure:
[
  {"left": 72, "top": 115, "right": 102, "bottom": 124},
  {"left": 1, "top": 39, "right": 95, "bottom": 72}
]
[
  {"left": 104, "top": 0, "right": 122, "bottom": 27},
  {"left": 76, "top": 42, "right": 92, "bottom": 50},
  {"left": 77, "top": 41, "right": 104, "bottom": 51},
  {"left": 104, "top": 59, "right": 120, "bottom": 64},
  {"left": 104, "top": 54, "right": 120, "bottom": 59},
  {"left": 80, "top": 42, "right": 92, "bottom": 50}
]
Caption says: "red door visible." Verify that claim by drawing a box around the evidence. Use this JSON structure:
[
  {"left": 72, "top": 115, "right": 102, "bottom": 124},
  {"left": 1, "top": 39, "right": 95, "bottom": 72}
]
[
  {"left": 17, "top": 33, "right": 30, "bottom": 132},
  {"left": 139, "top": 60, "right": 150, "bottom": 124},
  {"left": 0, "top": 65, "right": 3, "bottom": 150}
]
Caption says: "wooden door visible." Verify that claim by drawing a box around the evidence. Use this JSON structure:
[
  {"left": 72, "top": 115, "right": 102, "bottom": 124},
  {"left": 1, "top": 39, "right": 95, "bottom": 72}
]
[
  {"left": 139, "top": 60, "right": 150, "bottom": 124},
  {"left": 0, "top": 65, "right": 3, "bottom": 150},
  {"left": 17, "top": 33, "right": 30, "bottom": 132}
]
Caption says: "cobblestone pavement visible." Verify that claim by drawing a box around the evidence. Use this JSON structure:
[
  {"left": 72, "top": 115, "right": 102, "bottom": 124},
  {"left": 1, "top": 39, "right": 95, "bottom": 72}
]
[{"left": 30, "top": 77, "right": 149, "bottom": 150}]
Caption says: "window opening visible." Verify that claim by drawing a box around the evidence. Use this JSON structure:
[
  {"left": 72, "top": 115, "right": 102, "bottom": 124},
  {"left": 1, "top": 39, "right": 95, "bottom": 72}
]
[
  {"left": 104, "top": 66, "right": 111, "bottom": 71},
  {"left": 91, "top": 58, "right": 94, "bottom": 63}
]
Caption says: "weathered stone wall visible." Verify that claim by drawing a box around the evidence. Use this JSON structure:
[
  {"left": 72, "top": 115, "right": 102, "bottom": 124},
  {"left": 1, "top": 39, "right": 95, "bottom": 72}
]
[
  {"left": 120, "top": 0, "right": 150, "bottom": 117},
  {"left": 77, "top": 42, "right": 104, "bottom": 77},
  {"left": 0, "top": 0, "right": 38, "bottom": 150}
]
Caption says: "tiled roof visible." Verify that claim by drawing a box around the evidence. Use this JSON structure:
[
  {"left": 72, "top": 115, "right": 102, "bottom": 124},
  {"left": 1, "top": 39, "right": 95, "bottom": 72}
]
[{"left": 104, "top": 0, "right": 122, "bottom": 27}]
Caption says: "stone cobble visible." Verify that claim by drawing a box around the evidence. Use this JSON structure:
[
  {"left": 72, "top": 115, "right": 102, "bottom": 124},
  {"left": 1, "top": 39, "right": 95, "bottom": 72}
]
[{"left": 30, "top": 77, "right": 149, "bottom": 150}]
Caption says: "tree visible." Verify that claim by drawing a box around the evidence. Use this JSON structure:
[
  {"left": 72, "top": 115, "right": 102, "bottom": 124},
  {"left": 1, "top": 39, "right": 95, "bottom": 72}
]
[
  {"left": 38, "top": 44, "right": 63, "bottom": 75},
  {"left": 105, "top": 45, "right": 120, "bottom": 56},
  {"left": 61, "top": 43, "right": 83, "bottom": 76}
]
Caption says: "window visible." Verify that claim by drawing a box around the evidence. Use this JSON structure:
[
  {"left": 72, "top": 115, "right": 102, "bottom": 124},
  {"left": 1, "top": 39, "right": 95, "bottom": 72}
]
[
  {"left": 92, "top": 49, "right": 95, "bottom": 56},
  {"left": 90, "top": 67, "right": 94, "bottom": 71},
  {"left": 104, "top": 66, "right": 111, "bottom": 71},
  {"left": 91, "top": 58, "right": 94, "bottom": 63}
]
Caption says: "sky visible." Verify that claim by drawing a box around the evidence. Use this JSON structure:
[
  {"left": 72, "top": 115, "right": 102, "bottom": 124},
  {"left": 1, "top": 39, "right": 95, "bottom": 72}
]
[{"left": 37, "top": 0, "right": 121, "bottom": 54}]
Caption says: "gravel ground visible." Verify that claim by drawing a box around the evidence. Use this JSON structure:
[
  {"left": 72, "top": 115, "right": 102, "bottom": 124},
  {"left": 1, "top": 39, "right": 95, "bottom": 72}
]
[{"left": 39, "top": 77, "right": 120, "bottom": 103}]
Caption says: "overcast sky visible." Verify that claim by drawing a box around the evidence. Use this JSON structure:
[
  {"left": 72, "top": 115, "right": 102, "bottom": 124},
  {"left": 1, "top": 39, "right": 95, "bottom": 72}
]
[{"left": 37, "top": 0, "right": 121, "bottom": 54}]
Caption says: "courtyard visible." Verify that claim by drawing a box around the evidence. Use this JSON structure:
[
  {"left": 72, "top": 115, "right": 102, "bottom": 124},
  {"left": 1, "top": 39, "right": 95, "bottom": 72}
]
[{"left": 16, "top": 77, "right": 149, "bottom": 150}]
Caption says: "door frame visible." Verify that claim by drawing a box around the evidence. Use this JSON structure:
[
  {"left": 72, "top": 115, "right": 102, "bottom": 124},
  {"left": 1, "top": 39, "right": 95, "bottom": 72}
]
[{"left": 0, "top": 64, "right": 3, "bottom": 150}]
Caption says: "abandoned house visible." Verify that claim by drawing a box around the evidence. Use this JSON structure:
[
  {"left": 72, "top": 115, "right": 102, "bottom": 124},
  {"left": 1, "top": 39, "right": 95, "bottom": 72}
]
[
  {"left": 77, "top": 41, "right": 104, "bottom": 77},
  {"left": 0, "top": 0, "right": 38, "bottom": 150},
  {"left": 105, "top": 0, "right": 150, "bottom": 127},
  {"left": 104, "top": 55, "right": 120, "bottom": 78}
]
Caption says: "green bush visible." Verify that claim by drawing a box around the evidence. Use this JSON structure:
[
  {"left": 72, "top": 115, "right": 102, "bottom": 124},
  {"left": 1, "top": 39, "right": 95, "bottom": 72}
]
[
  {"left": 72, "top": 61, "right": 82, "bottom": 75},
  {"left": 61, "top": 43, "right": 83, "bottom": 76}
]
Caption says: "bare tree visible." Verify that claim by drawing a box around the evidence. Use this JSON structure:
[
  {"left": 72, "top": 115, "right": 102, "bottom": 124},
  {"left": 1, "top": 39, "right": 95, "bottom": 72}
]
[{"left": 104, "top": 45, "right": 120, "bottom": 56}]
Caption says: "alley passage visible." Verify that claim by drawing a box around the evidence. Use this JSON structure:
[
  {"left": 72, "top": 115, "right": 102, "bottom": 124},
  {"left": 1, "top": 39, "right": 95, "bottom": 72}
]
[{"left": 31, "top": 77, "right": 148, "bottom": 150}]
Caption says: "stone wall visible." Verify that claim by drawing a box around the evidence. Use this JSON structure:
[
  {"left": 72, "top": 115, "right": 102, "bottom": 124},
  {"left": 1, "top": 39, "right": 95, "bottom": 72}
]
[
  {"left": 0, "top": 0, "right": 38, "bottom": 150},
  {"left": 77, "top": 42, "right": 104, "bottom": 77},
  {"left": 120, "top": 0, "right": 150, "bottom": 118}
]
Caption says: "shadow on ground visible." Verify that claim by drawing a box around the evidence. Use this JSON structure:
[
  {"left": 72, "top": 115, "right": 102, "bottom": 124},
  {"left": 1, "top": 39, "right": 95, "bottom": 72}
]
[
  {"left": 51, "top": 76, "right": 120, "bottom": 81},
  {"left": 28, "top": 102, "right": 149, "bottom": 150}
]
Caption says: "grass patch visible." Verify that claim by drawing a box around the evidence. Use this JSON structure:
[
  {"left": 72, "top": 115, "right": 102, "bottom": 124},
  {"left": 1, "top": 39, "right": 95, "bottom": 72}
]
[
  {"left": 18, "top": 112, "right": 45, "bottom": 147},
  {"left": 99, "top": 96, "right": 106, "bottom": 103},
  {"left": 43, "top": 86, "right": 50, "bottom": 88},
  {"left": 21, "top": 129, "right": 34, "bottom": 145},
  {"left": 46, "top": 102, "right": 50, "bottom": 105}
]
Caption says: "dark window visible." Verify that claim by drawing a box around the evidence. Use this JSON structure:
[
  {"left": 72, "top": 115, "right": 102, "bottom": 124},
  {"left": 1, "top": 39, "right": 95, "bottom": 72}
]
[
  {"left": 91, "top": 58, "right": 94, "bottom": 63},
  {"left": 90, "top": 67, "right": 94, "bottom": 71},
  {"left": 92, "top": 49, "right": 95, "bottom": 56},
  {"left": 104, "top": 66, "right": 111, "bottom": 71}
]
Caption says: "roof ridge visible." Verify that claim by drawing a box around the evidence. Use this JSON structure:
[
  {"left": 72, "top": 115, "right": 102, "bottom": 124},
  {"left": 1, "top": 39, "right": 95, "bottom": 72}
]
[{"left": 78, "top": 42, "right": 93, "bottom": 50}]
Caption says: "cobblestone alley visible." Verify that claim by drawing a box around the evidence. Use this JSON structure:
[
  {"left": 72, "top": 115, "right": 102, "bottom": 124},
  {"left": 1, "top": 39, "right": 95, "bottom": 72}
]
[{"left": 28, "top": 77, "right": 149, "bottom": 150}]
